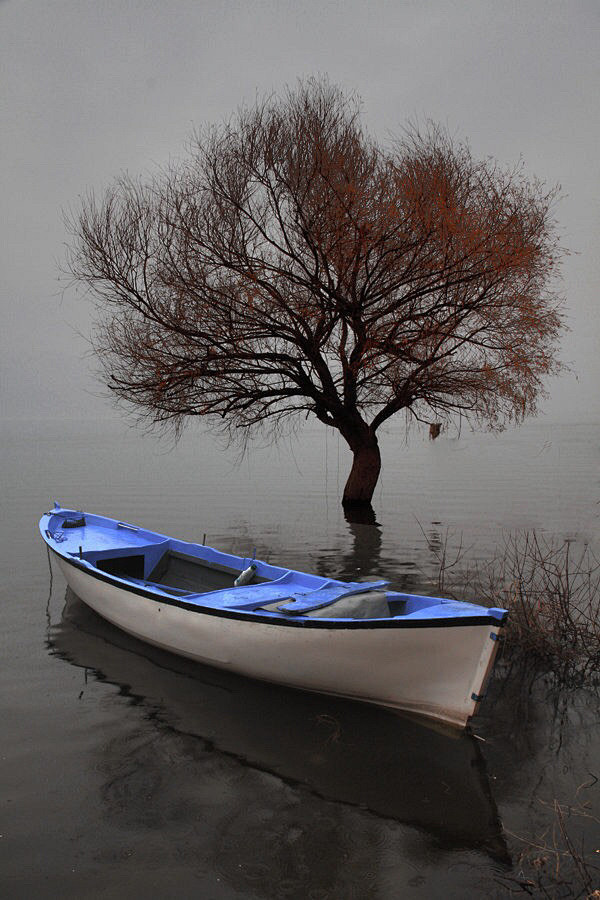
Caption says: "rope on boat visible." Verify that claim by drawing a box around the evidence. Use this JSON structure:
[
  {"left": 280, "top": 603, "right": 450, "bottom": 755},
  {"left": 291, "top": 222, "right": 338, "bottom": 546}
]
[{"left": 45, "top": 544, "right": 53, "bottom": 632}]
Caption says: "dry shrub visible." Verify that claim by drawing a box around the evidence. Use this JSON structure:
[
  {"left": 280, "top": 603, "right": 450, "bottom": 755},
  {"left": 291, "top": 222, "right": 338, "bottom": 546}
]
[
  {"left": 425, "top": 528, "right": 600, "bottom": 679},
  {"left": 476, "top": 533, "right": 600, "bottom": 679},
  {"left": 424, "top": 532, "right": 600, "bottom": 895}
]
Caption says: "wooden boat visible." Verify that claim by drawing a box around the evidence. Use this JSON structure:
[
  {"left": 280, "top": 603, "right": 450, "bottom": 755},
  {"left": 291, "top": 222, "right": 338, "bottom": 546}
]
[{"left": 39, "top": 504, "right": 507, "bottom": 729}]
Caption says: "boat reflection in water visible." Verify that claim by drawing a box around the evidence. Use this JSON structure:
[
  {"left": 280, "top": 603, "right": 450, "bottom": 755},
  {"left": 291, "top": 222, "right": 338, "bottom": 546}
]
[{"left": 50, "top": 589, "right": 508, "bottom": 861}]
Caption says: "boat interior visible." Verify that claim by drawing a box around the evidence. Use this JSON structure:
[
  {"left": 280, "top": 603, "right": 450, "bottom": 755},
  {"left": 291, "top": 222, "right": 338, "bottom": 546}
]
[
  {"left": 46, "top": 511, "right": 441, "bottom": 619},
  {"left": 84, "top": 543, "right": 399, "bottom": 618}
]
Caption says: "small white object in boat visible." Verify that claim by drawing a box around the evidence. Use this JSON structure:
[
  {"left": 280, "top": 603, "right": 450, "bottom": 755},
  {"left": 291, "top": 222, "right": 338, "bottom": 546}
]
[{"left": 234, "top": 564, "right": 257, "bottom": 587}]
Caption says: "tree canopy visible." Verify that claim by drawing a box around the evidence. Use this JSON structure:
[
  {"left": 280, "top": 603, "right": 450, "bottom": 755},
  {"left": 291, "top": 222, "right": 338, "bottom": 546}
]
[{"left": 67, "top": 78, "right": 565, "bottom": 506}]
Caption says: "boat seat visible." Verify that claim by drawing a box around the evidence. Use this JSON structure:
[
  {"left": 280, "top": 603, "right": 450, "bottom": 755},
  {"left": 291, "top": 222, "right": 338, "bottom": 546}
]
[
  {"left": 218, "top": 580, "right": 309, "bottom": 610},
  {"left": 219, "top": 579, "right": 389, "bottom": 614}
]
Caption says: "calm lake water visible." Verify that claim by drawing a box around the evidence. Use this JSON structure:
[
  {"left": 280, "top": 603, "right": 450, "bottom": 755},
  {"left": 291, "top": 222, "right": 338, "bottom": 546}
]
[{"left": 1, "top": 416, "right": 599, "bottom": 898}]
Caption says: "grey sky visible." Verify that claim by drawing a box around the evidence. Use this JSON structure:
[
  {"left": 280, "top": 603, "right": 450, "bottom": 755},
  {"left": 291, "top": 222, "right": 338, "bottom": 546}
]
[{"left": 1, "top": 0, "right": 598, "bottom": 421}]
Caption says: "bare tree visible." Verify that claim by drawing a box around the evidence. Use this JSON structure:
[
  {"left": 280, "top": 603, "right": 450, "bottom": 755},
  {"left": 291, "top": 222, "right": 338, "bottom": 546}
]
[{"left": 67, "top": 78, "right": 565, "bottom": 506}]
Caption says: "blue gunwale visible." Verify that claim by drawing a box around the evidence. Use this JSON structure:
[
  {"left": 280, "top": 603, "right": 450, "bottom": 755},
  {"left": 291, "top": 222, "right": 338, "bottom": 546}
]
[{"left": 40, "top": 506, "right": 508, "bottom": 631}]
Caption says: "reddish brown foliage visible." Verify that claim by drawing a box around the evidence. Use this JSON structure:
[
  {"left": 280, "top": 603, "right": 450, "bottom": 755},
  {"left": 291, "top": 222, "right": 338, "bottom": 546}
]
[{"left": 66, "top": 78, "right": 565, "bottom": 505}]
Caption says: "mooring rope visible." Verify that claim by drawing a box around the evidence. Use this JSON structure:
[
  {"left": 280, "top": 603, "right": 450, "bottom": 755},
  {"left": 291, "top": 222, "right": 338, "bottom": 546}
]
[{"left": 45, "top": 544, "right": 53, "bottom": 635}]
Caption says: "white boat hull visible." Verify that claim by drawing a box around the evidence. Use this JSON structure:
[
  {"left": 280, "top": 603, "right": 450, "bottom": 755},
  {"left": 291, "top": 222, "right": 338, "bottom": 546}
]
[{"left": 56, "top": 555, "right": 501, "bottom": 728}]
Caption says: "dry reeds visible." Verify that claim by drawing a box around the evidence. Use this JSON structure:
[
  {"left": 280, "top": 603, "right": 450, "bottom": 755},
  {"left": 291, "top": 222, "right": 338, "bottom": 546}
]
[
  {"left": 425, "top": 528, "right": 600, "bottom": 680},
  {"left": 424, "top": 532, "right": 600, "bottom": 896},
  {"left": 477, "top": 533, "right": 600, "bottom": 679}
]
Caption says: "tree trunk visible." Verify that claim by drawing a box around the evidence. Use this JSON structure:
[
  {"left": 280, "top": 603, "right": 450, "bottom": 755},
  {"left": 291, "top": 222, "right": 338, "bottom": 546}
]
[{"left": 342, "top": 431, "right": 382, "bottom": 507}]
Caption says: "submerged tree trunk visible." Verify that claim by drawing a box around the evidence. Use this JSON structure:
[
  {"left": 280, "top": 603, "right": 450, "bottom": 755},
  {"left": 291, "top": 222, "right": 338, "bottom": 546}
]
[{"left": 342, "top": 430, "right": 382, "bottom": 507}]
